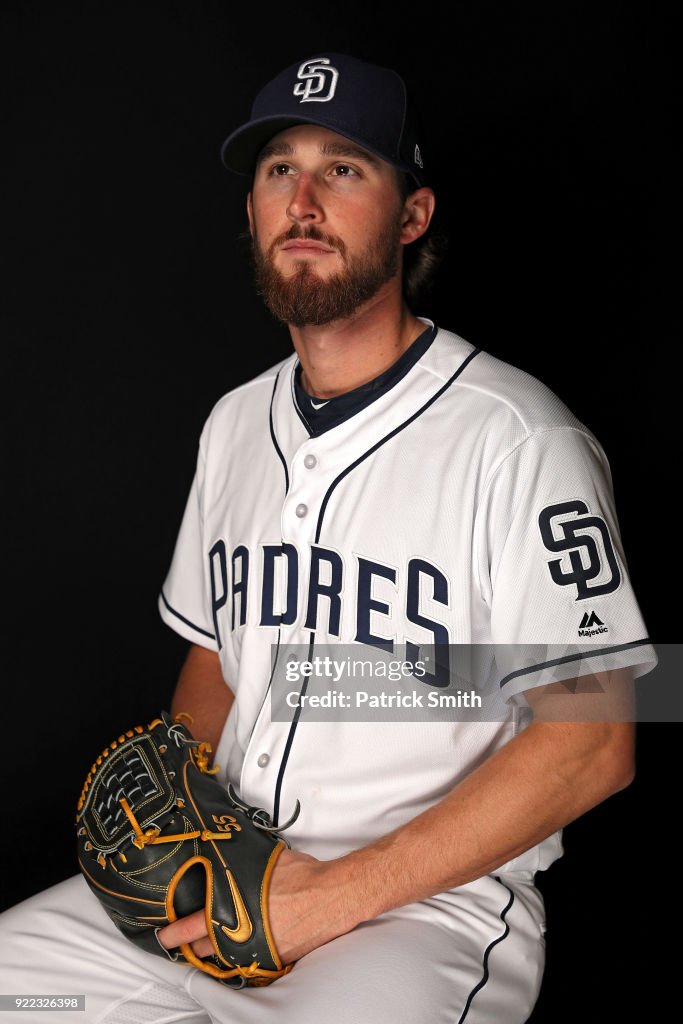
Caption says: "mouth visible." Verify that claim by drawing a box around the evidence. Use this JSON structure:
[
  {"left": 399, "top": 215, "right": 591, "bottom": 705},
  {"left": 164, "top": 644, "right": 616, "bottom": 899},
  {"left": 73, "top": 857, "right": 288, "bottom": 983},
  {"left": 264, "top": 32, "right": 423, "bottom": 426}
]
[{"left": 281, "top": 240, "right": 336, "bottom": 256}]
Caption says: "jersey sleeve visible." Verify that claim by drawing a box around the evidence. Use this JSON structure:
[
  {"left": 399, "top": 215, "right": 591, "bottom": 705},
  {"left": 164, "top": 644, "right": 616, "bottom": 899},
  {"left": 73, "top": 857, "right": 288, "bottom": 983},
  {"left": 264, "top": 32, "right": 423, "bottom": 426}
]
[
  {"left": 477, "top": 425, "right": 657, "bottom": 702},
  {"left": 158, "top": 441, "right": 218, "bottom": 650}
]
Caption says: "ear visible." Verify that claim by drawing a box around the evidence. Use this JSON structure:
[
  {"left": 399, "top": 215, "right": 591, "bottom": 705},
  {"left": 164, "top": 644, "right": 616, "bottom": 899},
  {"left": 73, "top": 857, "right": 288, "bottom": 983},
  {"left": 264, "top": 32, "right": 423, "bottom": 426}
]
[
  {"left": 247, "top": 192, "right": 255, "bottom": 237},
  {"left": 399, "top": 187, "right": 436, "bottom": 245}
]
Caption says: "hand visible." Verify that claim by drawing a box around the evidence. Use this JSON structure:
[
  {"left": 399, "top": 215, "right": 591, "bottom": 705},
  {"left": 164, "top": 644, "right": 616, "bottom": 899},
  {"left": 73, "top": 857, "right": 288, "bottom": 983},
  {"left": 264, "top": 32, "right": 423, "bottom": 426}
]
[
  {"left": 266, "top": 849, "right": 348, "bottom": 963},
  {"left": 157, "top": 849, "right": 354, "bottom": 965}
]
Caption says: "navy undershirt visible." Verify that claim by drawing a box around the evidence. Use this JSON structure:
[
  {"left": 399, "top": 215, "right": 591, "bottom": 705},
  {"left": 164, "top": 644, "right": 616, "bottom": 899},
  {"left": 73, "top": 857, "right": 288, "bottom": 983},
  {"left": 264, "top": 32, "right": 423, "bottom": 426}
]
[{"left": 293, "top": 323, "right": 437, "bottom": 437}]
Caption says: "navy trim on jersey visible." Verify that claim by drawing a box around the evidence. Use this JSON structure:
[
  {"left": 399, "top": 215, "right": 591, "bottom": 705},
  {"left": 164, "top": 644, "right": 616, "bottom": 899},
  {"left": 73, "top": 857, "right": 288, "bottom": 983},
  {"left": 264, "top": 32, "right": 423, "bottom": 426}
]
[
  {"left": 159, "top": 590, "right": 215, "bottom": 640},
  {"left": 456, "top": 877, "right": 515, "bottom": 1023},
  {"left": 293, "top": 322, "right": 438, "bottom": 437},
  {"left": 315, "top": 345, "right": 481, "bottom": 543},
  {"left": 273, "top": 631, "right": 315, "bottom": 827},
  {"left": 269, "top": 369, "right": 290, "bottom": 495},
  {"left": 291, "top": 376, "right": 311, "bottom": 434},
  {"left": 498, "top": 637, "right": 654, "bottom": 689}
]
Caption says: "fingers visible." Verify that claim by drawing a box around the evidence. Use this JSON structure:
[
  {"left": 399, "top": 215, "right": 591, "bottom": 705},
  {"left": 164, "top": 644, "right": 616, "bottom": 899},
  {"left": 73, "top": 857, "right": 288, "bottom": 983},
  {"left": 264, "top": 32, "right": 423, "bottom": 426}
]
[
  {"left": 187, "top": 937, "right": 214, "bottom": 958},
  {"left": 157, "top": 909, "right": 207, "bottom": 950}
]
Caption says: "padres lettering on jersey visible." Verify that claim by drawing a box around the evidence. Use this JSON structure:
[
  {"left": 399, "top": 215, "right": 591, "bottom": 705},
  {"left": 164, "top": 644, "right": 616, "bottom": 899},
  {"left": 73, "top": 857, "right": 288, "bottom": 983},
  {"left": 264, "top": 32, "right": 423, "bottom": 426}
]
[{"left": 208, "top": 540, "right": 448, "bottom": 650}]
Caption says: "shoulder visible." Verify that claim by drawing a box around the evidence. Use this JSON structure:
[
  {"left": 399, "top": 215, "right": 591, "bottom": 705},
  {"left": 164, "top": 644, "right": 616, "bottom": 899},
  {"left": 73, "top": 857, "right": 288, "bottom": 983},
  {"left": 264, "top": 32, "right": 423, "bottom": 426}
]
[
  {"left": 426, "top": 325, "right": 592, "bottom": 438},
  {"left": 199, "top": 353, "right": 297, "bottom": 446}
]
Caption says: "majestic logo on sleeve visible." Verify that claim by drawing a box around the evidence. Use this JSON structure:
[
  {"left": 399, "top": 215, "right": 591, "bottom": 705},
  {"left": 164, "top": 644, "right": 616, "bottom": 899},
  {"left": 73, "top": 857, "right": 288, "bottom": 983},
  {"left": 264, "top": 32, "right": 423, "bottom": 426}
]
[
  {"left": 538, "top": 500, "right": 621, "bottom": 600},
  {"left": 293, "top": 58, "right": 339, "bottom": 102},
  {"left": 578, "top": 610, "right": 607, "bottom": 637}
]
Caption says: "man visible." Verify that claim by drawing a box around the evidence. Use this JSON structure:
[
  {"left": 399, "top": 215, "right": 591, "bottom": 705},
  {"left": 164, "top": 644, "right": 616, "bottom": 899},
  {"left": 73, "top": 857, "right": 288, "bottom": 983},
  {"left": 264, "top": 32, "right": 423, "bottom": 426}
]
[{"left": 0, "top": 53, "right": 656, "bottom": 1023}]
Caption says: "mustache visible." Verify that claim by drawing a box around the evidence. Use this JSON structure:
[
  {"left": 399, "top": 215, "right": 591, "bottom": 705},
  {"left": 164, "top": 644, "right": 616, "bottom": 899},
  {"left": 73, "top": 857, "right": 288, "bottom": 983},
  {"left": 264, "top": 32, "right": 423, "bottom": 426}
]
[{"left": 267, "top": 225, "right": 347, "bottom": 259}]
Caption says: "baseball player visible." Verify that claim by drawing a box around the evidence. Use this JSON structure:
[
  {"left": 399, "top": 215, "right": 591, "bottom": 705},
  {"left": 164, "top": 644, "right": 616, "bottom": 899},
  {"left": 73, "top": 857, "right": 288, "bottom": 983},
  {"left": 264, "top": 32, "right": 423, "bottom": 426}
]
[{"left": 0, "top": 53, "right": 656, "bottom": 1024}]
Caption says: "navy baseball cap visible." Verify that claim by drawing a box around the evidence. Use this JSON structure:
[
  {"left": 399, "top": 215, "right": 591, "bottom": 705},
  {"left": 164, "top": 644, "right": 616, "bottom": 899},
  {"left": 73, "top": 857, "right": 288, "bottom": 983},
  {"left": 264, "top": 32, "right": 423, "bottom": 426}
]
[{"left": 220, "top": 53, "right": 426, "bottom": 186}]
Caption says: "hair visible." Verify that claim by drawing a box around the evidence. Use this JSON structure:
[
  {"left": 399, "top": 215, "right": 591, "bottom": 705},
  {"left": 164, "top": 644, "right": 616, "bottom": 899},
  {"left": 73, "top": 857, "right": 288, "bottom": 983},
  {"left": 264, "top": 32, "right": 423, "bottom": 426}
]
[{"left": 398, "top": 173, "right": 449, "bottom": 311}]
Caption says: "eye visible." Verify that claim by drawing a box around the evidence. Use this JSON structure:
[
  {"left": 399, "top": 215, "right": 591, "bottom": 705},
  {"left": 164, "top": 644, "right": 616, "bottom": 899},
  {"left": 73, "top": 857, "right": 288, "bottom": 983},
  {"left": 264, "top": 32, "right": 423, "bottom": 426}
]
[
  {"left": 331, "top": 164, "right": 359, "bottom": 177},
  {"left": 270, "top": 163, "right": 293, "bottom": 176}
]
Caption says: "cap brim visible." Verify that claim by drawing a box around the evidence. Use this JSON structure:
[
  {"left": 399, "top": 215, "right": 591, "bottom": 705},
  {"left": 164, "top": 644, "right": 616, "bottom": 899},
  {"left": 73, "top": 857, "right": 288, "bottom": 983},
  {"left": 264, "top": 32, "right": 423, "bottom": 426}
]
[{"left": 220, "top": 115, "right": 423, "bottom": 184}]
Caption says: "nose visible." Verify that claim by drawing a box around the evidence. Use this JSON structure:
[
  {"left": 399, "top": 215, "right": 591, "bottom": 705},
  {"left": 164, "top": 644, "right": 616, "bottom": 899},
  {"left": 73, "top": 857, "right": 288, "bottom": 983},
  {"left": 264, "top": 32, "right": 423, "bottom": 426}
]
[{"left": 286, "top": 172, "right": 324, "bottom": 225}]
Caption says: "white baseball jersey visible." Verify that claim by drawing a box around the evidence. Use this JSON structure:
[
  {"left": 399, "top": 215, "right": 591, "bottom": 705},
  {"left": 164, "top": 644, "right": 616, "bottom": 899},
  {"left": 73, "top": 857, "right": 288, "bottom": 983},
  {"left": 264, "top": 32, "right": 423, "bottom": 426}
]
[{"left": 159, "top": 322, "right": 656, "bottom": 872}]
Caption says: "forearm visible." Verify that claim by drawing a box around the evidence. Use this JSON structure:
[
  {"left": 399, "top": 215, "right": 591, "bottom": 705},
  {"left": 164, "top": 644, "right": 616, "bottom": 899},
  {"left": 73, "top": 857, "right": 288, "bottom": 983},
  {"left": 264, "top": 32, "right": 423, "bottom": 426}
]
[
  {"left": 170, "top": 643, "right": 234, "bottom": 757},
  {"left": 290, "top": 712, "right": 634, "bottom": 942},
  {"left": 320, "top": 718, "right": 635, "bottom": 930}
]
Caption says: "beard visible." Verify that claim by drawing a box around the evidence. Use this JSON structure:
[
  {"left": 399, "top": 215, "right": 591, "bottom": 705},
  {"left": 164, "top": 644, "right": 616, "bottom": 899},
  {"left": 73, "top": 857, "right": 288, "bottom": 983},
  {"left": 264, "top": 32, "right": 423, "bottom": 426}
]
[{"left": 251, "top": 221, "right": 403, "bottom": 327}]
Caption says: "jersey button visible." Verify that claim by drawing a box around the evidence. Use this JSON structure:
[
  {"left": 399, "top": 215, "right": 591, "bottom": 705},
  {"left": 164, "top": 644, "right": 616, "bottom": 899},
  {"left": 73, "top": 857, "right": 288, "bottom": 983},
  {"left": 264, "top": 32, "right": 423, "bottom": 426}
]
[
  {"left": 304, "top": 454, "right": 317, "bottom": 469},
  {"left": 257, "top": 753, "right": 270, "bottom": 768},
  {"left": 295, "top": 503, "right": 308, "bottom": 518}
]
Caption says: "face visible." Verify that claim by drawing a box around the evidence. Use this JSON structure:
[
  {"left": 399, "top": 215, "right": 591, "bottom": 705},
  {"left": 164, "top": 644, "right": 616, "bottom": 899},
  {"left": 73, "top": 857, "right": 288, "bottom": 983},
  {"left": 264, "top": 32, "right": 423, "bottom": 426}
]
[{"left": 247, "top": 125, "right": 431, "bottom": 326}]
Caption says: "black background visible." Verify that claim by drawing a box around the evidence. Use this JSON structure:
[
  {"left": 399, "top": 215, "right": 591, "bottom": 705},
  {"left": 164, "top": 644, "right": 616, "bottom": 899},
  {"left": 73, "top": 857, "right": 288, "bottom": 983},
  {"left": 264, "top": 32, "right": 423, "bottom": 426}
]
[{"left": 2, "top": 1, "right": 679, "bottom": 1020}]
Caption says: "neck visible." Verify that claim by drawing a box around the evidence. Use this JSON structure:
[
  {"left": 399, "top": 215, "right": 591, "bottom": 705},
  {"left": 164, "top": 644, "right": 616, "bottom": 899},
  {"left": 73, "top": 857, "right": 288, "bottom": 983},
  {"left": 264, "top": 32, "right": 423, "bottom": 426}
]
[{"left": 289, "top": 286, "right": 426, "bottom": 399}]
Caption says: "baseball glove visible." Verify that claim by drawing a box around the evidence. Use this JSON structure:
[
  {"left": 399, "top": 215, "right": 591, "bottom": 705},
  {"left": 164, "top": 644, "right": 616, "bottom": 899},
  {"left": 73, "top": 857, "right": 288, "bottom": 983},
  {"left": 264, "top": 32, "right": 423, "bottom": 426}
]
[{"left": 76, "top": 710, "right": 300, "bottom": 987}]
